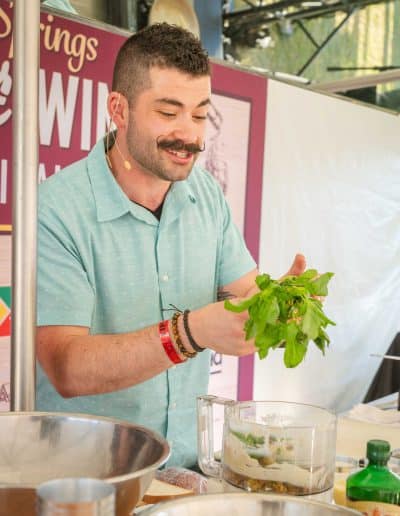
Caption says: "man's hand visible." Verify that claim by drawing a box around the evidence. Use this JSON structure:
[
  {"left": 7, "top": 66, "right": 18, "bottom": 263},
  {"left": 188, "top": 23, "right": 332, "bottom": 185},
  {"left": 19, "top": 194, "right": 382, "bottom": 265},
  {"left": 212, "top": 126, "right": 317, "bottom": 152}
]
[
  {"left": 282, "top": 253, "right": 306, "bottom": 278},
  {"left": 188, "top": 300, "right": 256, "bottom": 357},
  {"left": 186, "top": 254, "right": 307, "bottom": 357},
  {"left": 282, "top": 253, "right": 326, "bottom": 301}
]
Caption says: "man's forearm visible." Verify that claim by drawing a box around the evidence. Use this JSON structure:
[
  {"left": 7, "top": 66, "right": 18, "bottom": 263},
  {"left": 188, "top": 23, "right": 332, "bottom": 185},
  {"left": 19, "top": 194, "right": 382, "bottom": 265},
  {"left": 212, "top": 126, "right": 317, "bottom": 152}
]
[
  {"left": 37, "top": 323, "right": 175, "bottom": 398},
  {"left": 38, "top": 291, "right": 259, "bottom": 399}
]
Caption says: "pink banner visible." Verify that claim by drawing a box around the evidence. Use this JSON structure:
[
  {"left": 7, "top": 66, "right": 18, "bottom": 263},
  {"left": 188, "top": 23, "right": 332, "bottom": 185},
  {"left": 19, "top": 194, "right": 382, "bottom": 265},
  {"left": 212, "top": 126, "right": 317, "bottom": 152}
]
[{"left": 0, "top": 2, "right": 126, "bottom": 232}]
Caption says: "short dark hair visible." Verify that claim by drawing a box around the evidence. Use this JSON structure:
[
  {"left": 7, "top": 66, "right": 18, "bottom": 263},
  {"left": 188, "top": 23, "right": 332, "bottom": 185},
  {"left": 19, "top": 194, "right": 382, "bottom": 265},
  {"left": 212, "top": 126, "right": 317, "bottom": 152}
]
[{"left": 112, "top": 23, "right": 210, "bottom": 105}]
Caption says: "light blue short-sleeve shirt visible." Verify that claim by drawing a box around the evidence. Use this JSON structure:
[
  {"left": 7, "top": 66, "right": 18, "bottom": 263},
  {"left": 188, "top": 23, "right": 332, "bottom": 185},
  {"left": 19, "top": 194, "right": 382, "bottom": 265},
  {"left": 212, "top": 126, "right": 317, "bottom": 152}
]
[{"left": 36, "top": 138, "right": 256, "bottom": 467}]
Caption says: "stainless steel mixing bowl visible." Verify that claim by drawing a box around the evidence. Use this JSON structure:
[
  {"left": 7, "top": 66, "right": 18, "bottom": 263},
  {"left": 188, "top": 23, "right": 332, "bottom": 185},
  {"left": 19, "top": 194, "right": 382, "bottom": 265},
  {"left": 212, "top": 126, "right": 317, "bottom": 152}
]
[
  {"left": 139, "top": 492, "right": 361, "bottom": 515},
  {"left": 0, "top": 412, "right": 170, "bottom": 516}
]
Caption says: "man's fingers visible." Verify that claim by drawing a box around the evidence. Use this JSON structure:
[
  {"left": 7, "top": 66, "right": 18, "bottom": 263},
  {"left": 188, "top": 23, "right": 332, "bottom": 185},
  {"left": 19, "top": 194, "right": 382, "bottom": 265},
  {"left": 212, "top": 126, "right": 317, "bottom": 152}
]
[{"left": 285, "top": 253, "right": 306, "bottom": 277}]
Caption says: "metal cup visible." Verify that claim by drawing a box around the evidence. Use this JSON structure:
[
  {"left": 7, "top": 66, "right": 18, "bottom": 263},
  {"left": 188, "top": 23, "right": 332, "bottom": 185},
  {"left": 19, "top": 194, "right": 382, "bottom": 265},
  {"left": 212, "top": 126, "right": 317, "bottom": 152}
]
[{"left": 36, "top": 478, "right": 115, "bottom": 515}]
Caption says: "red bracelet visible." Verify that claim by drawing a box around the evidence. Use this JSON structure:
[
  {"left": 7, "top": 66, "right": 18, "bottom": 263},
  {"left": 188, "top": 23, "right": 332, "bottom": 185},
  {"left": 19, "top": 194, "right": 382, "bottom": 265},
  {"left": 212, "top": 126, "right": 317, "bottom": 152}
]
[{"left": 159, "top": 320, "right": 184, "bottom": 364}]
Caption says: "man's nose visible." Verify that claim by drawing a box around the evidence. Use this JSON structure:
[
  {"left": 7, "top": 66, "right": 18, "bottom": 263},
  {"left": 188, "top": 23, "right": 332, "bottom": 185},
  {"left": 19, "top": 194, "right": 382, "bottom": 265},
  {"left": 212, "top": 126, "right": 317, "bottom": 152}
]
[{"left": 170, "top": 116, "right": 204, "bottom": 144}]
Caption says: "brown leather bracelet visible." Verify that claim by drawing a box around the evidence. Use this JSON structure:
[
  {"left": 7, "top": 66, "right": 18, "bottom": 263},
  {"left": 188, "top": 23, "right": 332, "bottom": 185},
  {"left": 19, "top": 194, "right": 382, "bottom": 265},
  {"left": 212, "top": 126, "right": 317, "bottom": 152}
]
[{"left": 171, "top": 312, "right": 197, "bottom": 359}]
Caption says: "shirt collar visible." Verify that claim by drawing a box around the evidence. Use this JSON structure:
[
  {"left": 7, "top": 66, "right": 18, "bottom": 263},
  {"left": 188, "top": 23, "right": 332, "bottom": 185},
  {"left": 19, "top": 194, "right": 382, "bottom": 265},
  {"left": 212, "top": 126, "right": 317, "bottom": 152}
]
[
  {"left": 87, "top": 138, "right": 131, "bottom": 223},
  {"left": 86, "top": 137, "right": 198, "bottom": 225}
]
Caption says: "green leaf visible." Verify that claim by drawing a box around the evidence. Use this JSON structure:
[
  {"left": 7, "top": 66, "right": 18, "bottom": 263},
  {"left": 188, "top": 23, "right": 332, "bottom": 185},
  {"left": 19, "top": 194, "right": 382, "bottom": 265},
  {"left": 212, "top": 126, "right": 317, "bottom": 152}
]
[
  {"left": 255, "top": 274, "right": 272, "bottom": 291},
  {"left": 224, "top": 297, "right": 253, "bottom": 313},
  {"left": 244, "top": 317, "right": 257, "bottom": 339},
  {"left": 298, "top": 269, "right": 319, "bottom": 281},
  {"left": 257, "top": 345, "right": 269, "bottom": 360},
  {"left": 231, "top": 430, "right": 265, "bottom": 447},
  {"left": 255, "top": 324, "right": 282, "bottom": 358},
  {"left": 314, "top": 327, "right": 330, "bottom": 353},
  {"left": 308, "top": 298, "right": 336, "bottom": 327},
  {"left": 247, "top": 299, "right": 264, "bottom": 338},
  {"left": 283, "top": 323, "right": 307, "bottom": 367},
  {"left": 308, "top": 272, "right": 335, "bottom": 296},
  {"left": 301, "top": 302, "right": 322, "bottom": 340},
  {"left": 262, "top": 295, "right": 280, "bottom": 325}
]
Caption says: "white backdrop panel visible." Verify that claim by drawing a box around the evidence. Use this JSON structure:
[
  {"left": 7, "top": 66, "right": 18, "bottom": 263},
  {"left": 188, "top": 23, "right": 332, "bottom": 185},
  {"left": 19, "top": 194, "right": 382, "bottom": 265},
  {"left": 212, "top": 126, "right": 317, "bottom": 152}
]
[{"left": 255, "top": 80, "right": 400, "bottom": 412}]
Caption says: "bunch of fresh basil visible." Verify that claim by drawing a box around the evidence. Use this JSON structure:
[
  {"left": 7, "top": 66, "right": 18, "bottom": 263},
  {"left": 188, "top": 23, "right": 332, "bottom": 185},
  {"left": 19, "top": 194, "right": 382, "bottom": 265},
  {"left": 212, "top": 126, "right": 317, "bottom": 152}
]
[{"left": 224, "top": 269, "right": 335, "bottom": 367}]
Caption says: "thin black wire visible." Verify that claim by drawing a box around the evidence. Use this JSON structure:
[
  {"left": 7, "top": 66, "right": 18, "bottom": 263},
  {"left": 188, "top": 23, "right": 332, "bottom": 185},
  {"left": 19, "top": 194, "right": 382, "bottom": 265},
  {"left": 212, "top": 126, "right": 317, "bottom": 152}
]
[{"left": 161, "top": 304, "right": 183, "bottom": 313}]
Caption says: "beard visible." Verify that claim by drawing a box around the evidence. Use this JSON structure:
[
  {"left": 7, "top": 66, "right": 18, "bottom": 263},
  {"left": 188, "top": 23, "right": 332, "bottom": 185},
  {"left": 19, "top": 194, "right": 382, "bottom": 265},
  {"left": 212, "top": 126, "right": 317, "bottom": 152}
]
[{"left": 126, "top": 122, "right": 203, "bottom": 182}]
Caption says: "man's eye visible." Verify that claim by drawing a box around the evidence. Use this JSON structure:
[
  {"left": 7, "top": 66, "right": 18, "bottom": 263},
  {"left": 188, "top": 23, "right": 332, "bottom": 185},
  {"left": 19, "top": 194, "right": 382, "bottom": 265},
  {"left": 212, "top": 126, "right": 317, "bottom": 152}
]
[
  {"left": 158, "top": 111, "right": 176, "bottom": 118},
  {"left": 193, "top": 115, "right": 207, "bottom": 121}
]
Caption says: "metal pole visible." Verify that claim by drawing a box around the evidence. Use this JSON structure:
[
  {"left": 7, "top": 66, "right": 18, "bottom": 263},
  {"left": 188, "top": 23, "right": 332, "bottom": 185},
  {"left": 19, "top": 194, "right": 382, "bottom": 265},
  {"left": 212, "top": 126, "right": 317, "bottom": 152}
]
[
  {"left": 11, "top": 0, "right": 40, "bottom": 411},
  {"left": 296, "top": 10, "right": 354, "bottom": 76}
]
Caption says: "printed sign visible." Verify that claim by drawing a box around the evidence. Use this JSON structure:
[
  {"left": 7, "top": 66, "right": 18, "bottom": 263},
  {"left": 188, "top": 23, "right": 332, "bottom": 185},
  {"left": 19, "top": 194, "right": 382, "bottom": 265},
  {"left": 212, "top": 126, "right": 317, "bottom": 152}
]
[{"left": 0, "top": 1, "right": 126, "bottom": 232}]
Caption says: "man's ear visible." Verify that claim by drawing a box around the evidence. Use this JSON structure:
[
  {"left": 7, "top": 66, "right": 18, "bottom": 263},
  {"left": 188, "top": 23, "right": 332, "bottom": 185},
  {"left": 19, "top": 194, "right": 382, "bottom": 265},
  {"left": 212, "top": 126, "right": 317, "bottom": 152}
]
[{"left": 107, "top": 91, "right": 129, "bottom": 129}]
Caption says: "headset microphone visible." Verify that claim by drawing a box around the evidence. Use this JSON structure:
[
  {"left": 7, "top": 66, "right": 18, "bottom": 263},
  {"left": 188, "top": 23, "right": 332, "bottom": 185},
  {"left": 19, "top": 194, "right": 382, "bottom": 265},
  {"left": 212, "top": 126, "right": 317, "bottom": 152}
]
[
  {"left": 123, "top": 159, "right": 132, "bottom": 171},
  {"left": 115, "top": 141, "right": 132, "bottom": 171},
  {"left": 107, "top": 93, "right": 132, "bottom": 171}
]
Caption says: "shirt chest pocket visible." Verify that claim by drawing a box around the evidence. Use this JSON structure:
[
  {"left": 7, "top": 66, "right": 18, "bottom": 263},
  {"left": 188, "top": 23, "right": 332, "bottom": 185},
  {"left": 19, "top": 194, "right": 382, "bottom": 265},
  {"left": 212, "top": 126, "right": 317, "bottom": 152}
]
[{"left": 155, "top": 217, "right": 220, "bottom": 307}]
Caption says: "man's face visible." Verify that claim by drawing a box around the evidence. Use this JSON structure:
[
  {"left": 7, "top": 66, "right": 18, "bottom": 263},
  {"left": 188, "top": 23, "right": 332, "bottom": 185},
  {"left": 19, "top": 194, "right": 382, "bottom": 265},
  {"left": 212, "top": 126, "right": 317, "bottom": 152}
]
[{"left": 125, "top": 66, "right": 211, "bottom": 182}]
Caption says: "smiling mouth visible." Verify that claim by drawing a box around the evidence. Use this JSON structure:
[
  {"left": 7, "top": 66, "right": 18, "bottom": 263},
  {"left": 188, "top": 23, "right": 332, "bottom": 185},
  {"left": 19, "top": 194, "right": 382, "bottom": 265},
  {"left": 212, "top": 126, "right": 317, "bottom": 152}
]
[{"left": 165, "top": 149, "right": 193, "bottom": 160}]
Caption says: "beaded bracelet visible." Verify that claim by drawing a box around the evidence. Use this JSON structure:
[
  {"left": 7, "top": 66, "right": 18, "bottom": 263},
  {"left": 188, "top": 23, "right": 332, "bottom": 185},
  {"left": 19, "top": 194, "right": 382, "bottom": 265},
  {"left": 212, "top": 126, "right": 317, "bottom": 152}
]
[
  {"left": 171, "top": 312, "right": 197, "bottom": 359},
  {"left": 158, "top": 320, "right": 184, "bottom": 364},
  {"left": 183, "top": 309, "right": 205, "bottom": 352}
]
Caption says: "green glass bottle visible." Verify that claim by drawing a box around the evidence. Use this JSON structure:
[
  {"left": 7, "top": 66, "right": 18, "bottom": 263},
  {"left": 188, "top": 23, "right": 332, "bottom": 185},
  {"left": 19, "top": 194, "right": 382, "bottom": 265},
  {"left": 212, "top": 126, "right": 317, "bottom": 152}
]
[{"left": 346, "top": 439, "right": 400, "bottom": 515}]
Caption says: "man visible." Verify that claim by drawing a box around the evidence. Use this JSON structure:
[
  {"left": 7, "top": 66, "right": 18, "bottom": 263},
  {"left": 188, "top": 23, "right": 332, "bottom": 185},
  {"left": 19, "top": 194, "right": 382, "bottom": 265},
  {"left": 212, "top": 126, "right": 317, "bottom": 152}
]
[{"left": 36, "top": 23, "right": 305, "bottom": 467}]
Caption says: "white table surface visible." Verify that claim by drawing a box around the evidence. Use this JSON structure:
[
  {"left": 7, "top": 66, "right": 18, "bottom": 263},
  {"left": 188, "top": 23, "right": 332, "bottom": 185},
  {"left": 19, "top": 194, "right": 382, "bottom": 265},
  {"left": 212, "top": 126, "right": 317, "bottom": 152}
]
[{"left": 337, "top": 393, "right": 400, "bottom": 457}]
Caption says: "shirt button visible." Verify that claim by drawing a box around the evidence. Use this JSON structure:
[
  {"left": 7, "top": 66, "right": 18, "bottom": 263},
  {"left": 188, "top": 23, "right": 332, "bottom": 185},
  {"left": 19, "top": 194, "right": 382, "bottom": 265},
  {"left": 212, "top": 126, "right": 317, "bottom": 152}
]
[
  {"left": 162, "top": 274, "right": 169, "bottom": 282},
  {"left": 170, "top": 402, "right": 177, "bottom": 410}
]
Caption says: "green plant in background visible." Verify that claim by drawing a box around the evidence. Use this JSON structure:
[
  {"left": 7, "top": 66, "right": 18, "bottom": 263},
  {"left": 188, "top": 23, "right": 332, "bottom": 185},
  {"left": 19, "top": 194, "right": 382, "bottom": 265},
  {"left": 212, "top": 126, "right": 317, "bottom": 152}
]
[{"left": 224, "top": 269, "right": 335, "bottom": 367}]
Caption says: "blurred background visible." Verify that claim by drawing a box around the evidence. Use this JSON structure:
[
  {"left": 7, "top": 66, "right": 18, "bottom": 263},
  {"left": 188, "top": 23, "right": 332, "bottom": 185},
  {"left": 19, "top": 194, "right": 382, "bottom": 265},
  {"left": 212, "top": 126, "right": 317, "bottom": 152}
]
[{"left": 41, "top": 0, "right": 400, "bottom": 112}]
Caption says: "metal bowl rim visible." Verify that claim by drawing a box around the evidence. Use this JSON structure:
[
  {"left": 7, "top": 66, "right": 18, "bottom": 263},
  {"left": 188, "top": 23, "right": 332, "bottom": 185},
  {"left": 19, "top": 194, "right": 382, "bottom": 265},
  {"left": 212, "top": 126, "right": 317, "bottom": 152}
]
[
  {"left": 142, "top": 492, "right": 360, "bottom": 514},
  {"left": 0, "top": 411, "right": 170, "bottom": 486}
]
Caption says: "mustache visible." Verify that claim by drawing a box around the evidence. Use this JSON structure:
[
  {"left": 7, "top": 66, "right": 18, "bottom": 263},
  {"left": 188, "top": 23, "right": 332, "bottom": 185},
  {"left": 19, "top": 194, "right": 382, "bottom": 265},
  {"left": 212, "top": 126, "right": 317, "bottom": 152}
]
[{"left": 156, "top": 137, "right": 205, "bottom": 154}]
